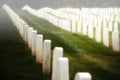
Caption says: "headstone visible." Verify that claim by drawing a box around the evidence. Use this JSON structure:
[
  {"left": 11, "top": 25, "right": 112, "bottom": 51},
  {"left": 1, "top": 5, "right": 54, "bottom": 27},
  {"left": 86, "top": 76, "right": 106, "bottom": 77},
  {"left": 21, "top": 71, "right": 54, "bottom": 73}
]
[
  {"left": 114, "top": 22, "right": 118, "bottom": 32},
  {"left": 36, "top": 34, "right": 43, "bottom": 63},
  {"left": 77, "top": 21, "right": 82, "bottom": 33},
  {"left": 75, "top": 72, "right": 91, "bottom": 80},
  {"left": 95, "top": 27, "right": 101, "bottom": 43},
  {"left": 88, "top": 22, "right": 93, "bottom": 39},
  {"left": 52, "top": 47, "right": 63, "bottom": 80},
  {"left": 82, "top": 22, "right": 87, "bottom": 35},
  {"left": 19, "top": 20, "right": 24, "bottom": 38},
  {"left": 59, "top": 19, "right": 62, "bottom": 28},
  {"left": 93, "top": 17, "right": 97, "bottom": 28},
  {"left": 108, "top": 21, "right": 113, "bottom": 31},
  {"left": 31, "top": 30, "right": 37, "bottom": 56},
  {"left": 112, "top": 32, "right": 120, "bottom": 52},
  {"left": 72, "top": 20, "right": 76, "bottom": 33},
  {"left": 24, "top": 24, "right": 29, "bottom": 43},
  {"left": 64, "top": 20, "right": 71, "bottom": 31},
  {"left": 28, "top": 27, "right": 33, "bottom": 49},
  {"left": 58, "top": 57, "right": 69, "bottom": 80},
  {"left": 103, "top": 20, "right": 107, "bottom": 29},
  {"left": 43, "top": 40, "right": 51, "bottom": 75},
  {"left": 103, "top": 28, "right": 109, "bottom": 47}
]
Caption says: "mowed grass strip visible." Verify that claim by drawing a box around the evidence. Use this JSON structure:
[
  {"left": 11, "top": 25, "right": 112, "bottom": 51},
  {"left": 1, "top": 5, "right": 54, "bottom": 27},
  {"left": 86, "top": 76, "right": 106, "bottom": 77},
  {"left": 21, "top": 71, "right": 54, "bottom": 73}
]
[{"left": 16, "top": 10, "right": 120, "bottom": 80}]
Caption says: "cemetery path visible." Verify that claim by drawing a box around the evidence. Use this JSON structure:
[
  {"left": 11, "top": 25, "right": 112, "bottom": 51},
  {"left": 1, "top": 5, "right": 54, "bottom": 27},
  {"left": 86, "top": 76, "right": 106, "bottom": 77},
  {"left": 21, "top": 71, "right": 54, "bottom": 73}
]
[{"left": 0, "top": 10, "right": 49, "bottom": 80}]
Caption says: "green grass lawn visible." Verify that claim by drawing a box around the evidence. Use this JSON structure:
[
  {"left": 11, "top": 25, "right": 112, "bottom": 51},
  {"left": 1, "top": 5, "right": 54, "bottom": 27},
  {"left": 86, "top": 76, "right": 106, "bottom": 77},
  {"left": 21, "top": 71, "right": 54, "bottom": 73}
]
[{"left": 15, "top": 10, "right": 120, "bottom": 80}]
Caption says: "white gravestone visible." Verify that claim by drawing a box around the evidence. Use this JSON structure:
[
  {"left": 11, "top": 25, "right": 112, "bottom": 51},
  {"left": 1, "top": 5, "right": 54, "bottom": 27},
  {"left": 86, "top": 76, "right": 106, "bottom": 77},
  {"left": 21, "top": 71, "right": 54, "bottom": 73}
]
[
  {"left": 43, "top": 40, "right": 51, "bottom": 75},
  {"left": 88, "top": 23, "right": 93, "bottom": 39},
  {"left": 82, "top": 22, "right": 87, "bottom": 35},
  {"left": 95, "top": 27, "right": 101, "bottom": 43},
  {"left": 24, "top": 25, "right": 29, "bottom": 43},
  {"left": 72, "top": 20, "right": 76, "bottom": 33},
  {"left": 52, "top": 47, "right": 63, "bottom": 80},
  {"left": 19, "top": 20, "right": 24, "bottom": 38},
  {"left": 114, "top": 22, "right": 118, "bottom": 32},
  {"left": 36, "top": 34, "right": 43, "bottom": 63},
  {"left": 77, "top": 21, "right": 82, "bottom": 33},
  {"left": 28, "top": 27, "right": 33, "bottom": 49},
  {"left": 75, "top": 72, "right": 91, "bottom": 80},
  {"left": 112, "top": 32, "right": 120, "bottom": 52},
  {"left": 59, "top": 19, "right": 62, "bottom": 28},
  {"left": 58, "top": 57, "right": 69, "bottom": 80},
  {"left": 108, "top": 21, "right": 113, "bottom": 32},
  {"left": 103, "top": 28, "right": 109, "bottom": 47},
  {"left": 103, "top": 20, "right": 107, "bottom": 29},
  {"left": 64, "top": 20, "right": 71, "bottom": 31},
  {"left": 31, "top": 30, "right": 37, "bottom": 56}
]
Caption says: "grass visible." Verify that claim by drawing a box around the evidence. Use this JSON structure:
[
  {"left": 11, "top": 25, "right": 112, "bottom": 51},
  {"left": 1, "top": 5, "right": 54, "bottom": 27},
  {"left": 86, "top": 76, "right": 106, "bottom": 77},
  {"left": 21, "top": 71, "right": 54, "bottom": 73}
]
[{"left": 15, "top": 10, "right": 120, "bottom": 80}]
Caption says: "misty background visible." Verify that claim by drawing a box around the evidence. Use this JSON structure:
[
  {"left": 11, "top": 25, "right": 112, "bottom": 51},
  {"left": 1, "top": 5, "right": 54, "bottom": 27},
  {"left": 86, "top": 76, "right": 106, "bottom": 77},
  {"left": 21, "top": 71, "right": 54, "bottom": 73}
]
[
  {"left": 0, "top": 0, "right": 120, "bottom": 10},
  {"left": 0, "top": 0, "right": 120, "bottom": 38},
  {"left": 0, "top": 0, "right": 120, "bottom": 29}
]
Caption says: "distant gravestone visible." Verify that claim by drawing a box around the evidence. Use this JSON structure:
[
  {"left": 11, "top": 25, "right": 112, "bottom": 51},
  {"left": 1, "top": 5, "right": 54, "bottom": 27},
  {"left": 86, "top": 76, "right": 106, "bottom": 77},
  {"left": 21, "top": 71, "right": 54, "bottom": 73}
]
[
  {"left": 43, "top": 40, "right": 51, "bottom": 75},
  {"left": 82, "top": 22, "right": 87, "bottom": 35},
  {"left": 59, "top": 19, "right": 62, "bottom": 28},
  {"left": 103, "top": 20, "right": 107, "bottom": 29},
  {"left": 108, "top": 21, "right": 113, "bottom": 31},
  {"left": 19, "top": 19, "right": 24, "bottom": 38},
  {"left": 24, "top": 24, "right": 29, "bottom": 43},
  {"left": 36, "top": 34, "right": 43, "bottom": 63},
  {"left": 88, "top": 23, "right": 93, "bottom": 39},
  {"left": 77, "top": 21, "right": 82, "bottom": 33},
  {"left": 28, "top": 27, "right": 33, "bottom": 49},
  {"left": 114, "top": 22, "right": 118, "bottom": 32},
  {"left": 65, "top": 20, "right": 71, "bottom": 31},
  {"left": 112, "top": 32, "right": 120, "bottom": 52},
  {"left": 95, "top": 27, "right": 101, "bottom": 43},
  {"left": 52, "top": 47, "right": 63, "bottom": 80},
  {"left": 103, "top": 28, "right": 109, "bottom": 47},
  {"left": 58, "top": 57, "right": 69, "bottom": 80},
  {"left": 93, "top": 17, "right": 97, "bottom": 28},
  {"left": 75, "top": 72, "right": 91, "bottom": 80},
  {"left": 31, "top": 30, "right": 37, "bottom": 56},
  {"left": 72, "top": 20, "right": 76, "bottom": 33}
]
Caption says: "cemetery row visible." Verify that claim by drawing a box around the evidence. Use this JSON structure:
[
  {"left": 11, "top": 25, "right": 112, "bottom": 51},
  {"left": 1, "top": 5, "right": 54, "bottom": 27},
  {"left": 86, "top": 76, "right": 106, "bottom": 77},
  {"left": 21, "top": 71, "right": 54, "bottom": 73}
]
[
  {"left": 22, "top": 6, "right": 120, "bottom": 52},
  {"left": 3, "top": 4, "right": 92, "bottom": 80}
]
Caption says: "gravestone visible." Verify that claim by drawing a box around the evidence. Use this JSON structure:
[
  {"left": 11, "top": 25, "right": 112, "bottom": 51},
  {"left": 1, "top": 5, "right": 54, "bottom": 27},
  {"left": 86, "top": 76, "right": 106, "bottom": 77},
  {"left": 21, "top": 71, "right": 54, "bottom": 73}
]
[
  {"left": 58, "top": 57, "right": 69, "bottom": 80},
  {"left": 114, "top": 22, "right": 118, "bottom": 32},
  {"left": 24, "top": 24, "right": 29, "bottom": 43},
  {"left": 77, "top": 21, "right": 82, "bottom": 33},
  {"left": 75, "top": 72, "right": 91, "bottom": 80},
  {"left": 19, "top": 19, "right": 24, "bottom": 38},
  {"left": 88, "top": 22, "right": 93, "bottom": 39},
  {"left": 108, "top": 21, "right": 112, "bottom": 31},
  {"left": 31, "top": 30, "right": 37, "bottom": 56},
  {"left": 112, "top": 32, "right": 120, "bottom": 52},
  {"left": 72, "top": 20, "right": 76, "bottom": 33},
  {"left": 103, "top": 28, "right": 109, "bottom": 47},
  {"left": 43, "top": 40, "right": 51, "bottom": 75},
  {"left": 36, "top": 34, "right": 43, "bottom": 63},
  {"left": 95, "top": 27, "right": 101, "bottom": 43},
  {"left": 82, "top": 22, "right": 87, "bottom": 35},
  {"left": 28, "top": 27, "right": 33, "bottom": 49},
  {"left": 52, "top": 47, "right": 63, "bottom": 80}
]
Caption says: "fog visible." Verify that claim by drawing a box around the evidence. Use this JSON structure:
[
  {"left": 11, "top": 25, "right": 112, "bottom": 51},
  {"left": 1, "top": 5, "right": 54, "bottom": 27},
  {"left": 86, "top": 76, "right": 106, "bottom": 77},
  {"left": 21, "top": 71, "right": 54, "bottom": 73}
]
[{"left": 0, "top": 0, "right": 120, "bottom": 10}]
